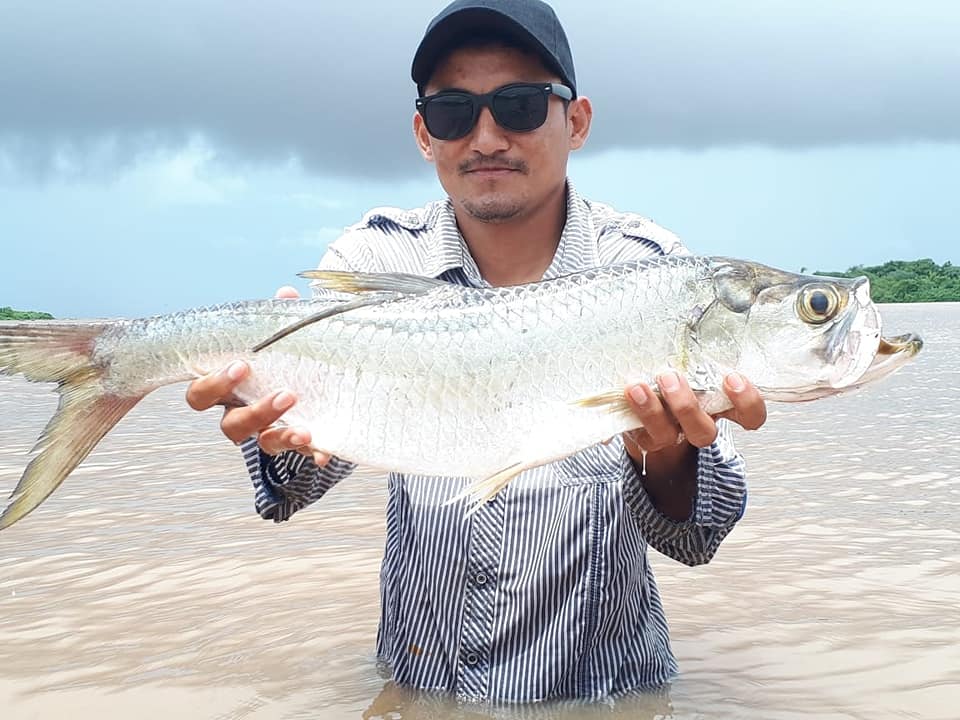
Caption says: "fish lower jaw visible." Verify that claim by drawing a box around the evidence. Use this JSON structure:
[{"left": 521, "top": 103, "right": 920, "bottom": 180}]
[{"left": 757, "top": 385, "right": 847, "bottom": 403}]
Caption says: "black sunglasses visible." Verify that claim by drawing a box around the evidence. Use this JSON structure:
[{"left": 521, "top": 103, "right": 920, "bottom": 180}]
[{"left": 416, "top": 82, "right": 574, "bottom": 141}]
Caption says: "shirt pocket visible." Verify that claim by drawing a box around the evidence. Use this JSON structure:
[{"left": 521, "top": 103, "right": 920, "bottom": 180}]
[{"left": 553, "top": 444, "right": 624, "bottom": 487}]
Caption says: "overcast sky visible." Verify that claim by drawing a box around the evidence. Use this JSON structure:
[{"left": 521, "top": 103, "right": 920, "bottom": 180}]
[{"left": 1, "top": 0, "right": 958, "bottom": 317}]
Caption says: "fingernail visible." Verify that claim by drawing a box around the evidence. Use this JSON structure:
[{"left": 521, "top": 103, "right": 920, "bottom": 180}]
[
  {"left": 658, "top": 372, "right": 679, "bottom": 393},
  {"left": 225, "top": 361, "right": 246, "bottom": 380},
  {"left": 727, "top": 372, "right": 746, "bottom": 392},
  {"left": 273, "top": 391, "right": 295, "bottom": 411},
  {"left": 290, "top": 432, "right": 308, "bottom": 446},
  {"left": 313, "top": 451, "right": 330, "bottom": 467},
  {"left": 628, "top": 386, "right": 648, "bottom": 406}
]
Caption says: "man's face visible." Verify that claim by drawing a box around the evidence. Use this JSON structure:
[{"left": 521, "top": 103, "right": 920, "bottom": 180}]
[{"left": 414, "top": 45, "right": 590, "bottom": 224}]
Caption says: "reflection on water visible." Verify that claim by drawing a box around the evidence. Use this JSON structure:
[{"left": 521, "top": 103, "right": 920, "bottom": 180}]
[{"left": 0, "top": 303, "right": 958, "bottom": 719}]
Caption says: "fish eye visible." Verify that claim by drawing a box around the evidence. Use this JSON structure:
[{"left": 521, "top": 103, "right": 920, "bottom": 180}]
[
  {"left": 810, "top": 291, "right": 829, "bottom": 315},
  {"left": 798, "top": 286, "right": 841, "bottom": 324}
]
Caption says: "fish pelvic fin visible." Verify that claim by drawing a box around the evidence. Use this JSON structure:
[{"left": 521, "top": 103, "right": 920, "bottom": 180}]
[{"left": 0, "top": 321, "right": 143, "bottom": 530}]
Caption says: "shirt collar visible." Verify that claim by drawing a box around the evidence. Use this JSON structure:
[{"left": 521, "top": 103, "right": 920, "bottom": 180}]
[{"left": 424, "top": 181, "right": 598, "bottom": 286}]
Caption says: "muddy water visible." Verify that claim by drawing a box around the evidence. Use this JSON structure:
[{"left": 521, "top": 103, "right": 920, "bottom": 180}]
[{"left": 0, "top": 303, "right": 957, "bottom": 719}]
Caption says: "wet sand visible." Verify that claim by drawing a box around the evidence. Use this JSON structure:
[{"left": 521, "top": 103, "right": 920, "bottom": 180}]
[{"left": 0, "top": 302, "right": 958, "bottom": 719}]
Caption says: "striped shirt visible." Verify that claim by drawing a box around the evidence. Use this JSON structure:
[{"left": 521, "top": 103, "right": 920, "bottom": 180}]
[{"left": 243, "top": 182, "right": 747, "bottom": 703}]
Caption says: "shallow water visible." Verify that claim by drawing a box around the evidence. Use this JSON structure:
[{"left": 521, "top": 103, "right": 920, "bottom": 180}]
[{"left": 0, "top": 303, "right": 957, "bottom": 719}]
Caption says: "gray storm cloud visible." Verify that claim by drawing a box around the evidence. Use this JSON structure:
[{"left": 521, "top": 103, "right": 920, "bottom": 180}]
[{"left": 0, "top": 0, "right": 957, "bottom": 180}]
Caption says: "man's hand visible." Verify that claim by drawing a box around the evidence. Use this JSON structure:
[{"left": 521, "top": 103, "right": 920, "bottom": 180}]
[
  {"left": 621, "top": 371, "right": 766, "bottom": 521},
  {"left": 184, "top": 286, "right": 331, "bottom": 467},
  {"left": 624, "top": 371, "right": 766, "bottom": 455}
]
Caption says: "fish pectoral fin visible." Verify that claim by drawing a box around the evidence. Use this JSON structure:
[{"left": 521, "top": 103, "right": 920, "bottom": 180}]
[
  {"left": 572, "top": 386, "right": 723, "bottom": 421},
  {"left": 298, "top": 270, "right": 449, "bottom": 296},
  {"left": 252, "top": 294, "right": 398, "bottom": 352},
  {"left": 571, "top": 389, "right": 633, "bottom": 416},
  {"left": 446, "top": 462, "right": 530, "bottom": 516}
]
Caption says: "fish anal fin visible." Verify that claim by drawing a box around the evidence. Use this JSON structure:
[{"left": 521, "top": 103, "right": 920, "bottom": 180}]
[
  {"left": 446, "top": 462, "right": 530, "bottom": 517},
  {"left": 298, "top": 270, "right": 447, "bottom": 296}
]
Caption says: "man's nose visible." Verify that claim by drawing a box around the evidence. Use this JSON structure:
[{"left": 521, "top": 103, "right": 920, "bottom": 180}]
[{"left": 469, "top": 106, "right": 510, "bottom": 154}]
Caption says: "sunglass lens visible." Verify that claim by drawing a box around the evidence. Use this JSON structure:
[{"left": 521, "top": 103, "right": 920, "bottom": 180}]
[
  {"left": 492, "top": 86, "right": 548, "bottom": 132},
  {"left": 424, "top": 94, "right": 476, "bottom": 140}
]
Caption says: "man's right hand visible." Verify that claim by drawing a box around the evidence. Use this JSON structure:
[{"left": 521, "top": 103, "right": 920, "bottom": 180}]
[{"left": 184, "top": 286, "right": 331, "bottom": 467}]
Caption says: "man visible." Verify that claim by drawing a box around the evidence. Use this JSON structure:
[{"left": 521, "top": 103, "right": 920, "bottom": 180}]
[{"left": 187, "top": 0, "right": 766, "bottom": 703}]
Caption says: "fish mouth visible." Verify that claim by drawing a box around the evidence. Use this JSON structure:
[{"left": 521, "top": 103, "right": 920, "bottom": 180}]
[
  {"left": 758, "top": 332, "right": 922, "bottom": 403},
  {"left": 850, "top": 332, "right": 923, "bottom": 388}
]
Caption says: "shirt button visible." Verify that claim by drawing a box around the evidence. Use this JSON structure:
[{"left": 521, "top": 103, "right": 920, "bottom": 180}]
[
  {"left": 474, "top": 572, "right": 488, "bottom": 586},
  {"left": 465, "top": 652, "right": 479, "bottom": 666}
]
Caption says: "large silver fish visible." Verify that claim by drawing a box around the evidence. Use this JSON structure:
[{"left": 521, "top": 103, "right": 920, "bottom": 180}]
[{"left": 0, "top": 255, "right": 922, "bottom": 529}]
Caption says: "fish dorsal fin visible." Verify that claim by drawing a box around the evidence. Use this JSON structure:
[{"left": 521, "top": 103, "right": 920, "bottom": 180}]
[
  {"left": 298, "top": 270, "right": 448, "bottom": 295},
  {"left": 252, "top": 294, "right": 396, "bottom": 353},
  {"left": 255, "top": 272, "right": 448, "bottom": 353}
]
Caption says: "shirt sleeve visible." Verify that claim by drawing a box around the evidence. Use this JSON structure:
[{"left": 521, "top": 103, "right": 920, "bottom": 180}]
[
  {"left": 243, "top": 438, "right": 356, "bottom": 522},
  {"left": 621, "top": 419, "right": 747, "bottom": 566}
]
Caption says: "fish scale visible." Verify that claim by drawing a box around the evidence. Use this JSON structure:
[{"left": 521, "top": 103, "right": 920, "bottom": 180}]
[{"left": 0, "top": 254, "right": 922, "bottom": 529}]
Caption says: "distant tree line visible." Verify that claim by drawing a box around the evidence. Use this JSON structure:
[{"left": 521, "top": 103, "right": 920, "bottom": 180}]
[
  {"left": 812, "top": 259, "right": 960, "bottom": 303},
  {"left": 0, "top": 307, "right": 54, "bottom": 320}
]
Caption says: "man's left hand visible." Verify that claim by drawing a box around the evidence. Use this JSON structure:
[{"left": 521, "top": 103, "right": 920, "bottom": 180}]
[{"left": 623, "top": 371, "right": 767, "bottom": 457}]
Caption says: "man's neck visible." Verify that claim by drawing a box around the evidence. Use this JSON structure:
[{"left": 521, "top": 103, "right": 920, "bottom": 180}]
[{"left": 454, "top": 185, "right": 567, "bottom": 287}]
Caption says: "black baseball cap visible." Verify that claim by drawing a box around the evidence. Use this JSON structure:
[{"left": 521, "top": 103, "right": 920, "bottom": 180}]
[{"left": 411, "top": 0, "right": 577, "bottom": 97}]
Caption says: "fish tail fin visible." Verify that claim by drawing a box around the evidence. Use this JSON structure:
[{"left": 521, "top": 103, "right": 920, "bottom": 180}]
[{"left": 0, "top": 321, "right": 142, "bottom": 530}]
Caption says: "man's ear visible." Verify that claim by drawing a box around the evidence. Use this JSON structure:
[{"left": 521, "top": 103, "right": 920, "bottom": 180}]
[
  {"left": 413, "top": 112, "right": 435, "bottom": 162},
  {"left": 567, "top": 96, "right": 593, "bottom": 151}
]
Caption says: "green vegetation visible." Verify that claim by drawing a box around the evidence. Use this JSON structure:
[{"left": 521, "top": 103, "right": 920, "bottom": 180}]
[
  {"left": 0, "top": 307, "right": 53, "bottom": 320},
  {"left": 812, "top": 259, "right": 960, "bottom": 303}
]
